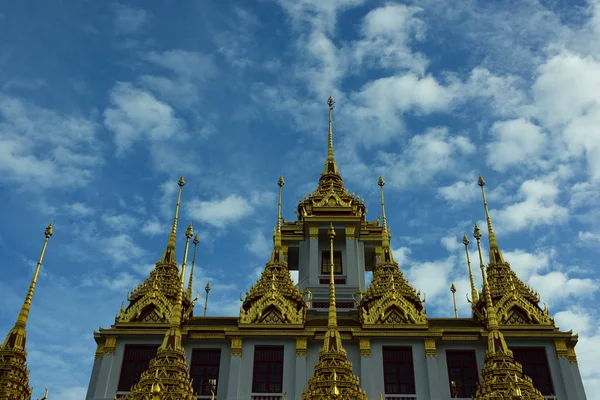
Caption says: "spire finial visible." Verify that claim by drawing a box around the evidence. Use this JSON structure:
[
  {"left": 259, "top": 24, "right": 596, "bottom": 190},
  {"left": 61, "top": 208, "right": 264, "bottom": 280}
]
[
  {"left": 203, "top": 282, "right": 211, "bottom": 317},
  {"left": 327, "top": 223, "right": 337, "bottom": 329},
  {"left": 277, "top": 176, "right": 285, "bottom": 233},
  {"left": 462, "top": 235, "right": 479, "bottom": 306},
  {"left": 450, "top": 283, "right": 458, "bottom": 318},
  {"left": 321, "top": 96, "right": 340, "bottom": 176},
  {"left": 160, "top": 177, "right": 186, "bottom": 265},
  {"left": 378, "top": 176, "right": 387, "bottom": 231},
  {"left": 478, "top": 176, "right": 505, "bottom": 265},
  {"left": 186, "top": 235, "right": 200, "bottom": 299}
]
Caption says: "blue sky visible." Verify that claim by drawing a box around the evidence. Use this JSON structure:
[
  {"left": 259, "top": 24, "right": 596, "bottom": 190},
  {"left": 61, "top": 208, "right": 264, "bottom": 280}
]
[{"left": 1, "top": 0, "right": 599, "bottom": 398}]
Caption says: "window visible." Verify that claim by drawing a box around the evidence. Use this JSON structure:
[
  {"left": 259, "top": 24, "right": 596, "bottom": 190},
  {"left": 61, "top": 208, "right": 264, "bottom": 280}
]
[
  {"left": 321, "top": 251, "right": 342, "bottom": 274},
  {"left": 511, "top": 347, "right": 554, "bottom": 395},
  {"left": 252, "top": 346, "right": 284, "bottom": 393},
  {"left": 117, "top": 345, "right": 159, "bottom": 391},
  {"left": 383, "top": 347, "right": 416, "bottom": 394},
  {"left": 190, "top": 349, "right": 221, "bottom": 396},
  {"left": 446, "top": 350, "right": 478, "bottom": 397}
]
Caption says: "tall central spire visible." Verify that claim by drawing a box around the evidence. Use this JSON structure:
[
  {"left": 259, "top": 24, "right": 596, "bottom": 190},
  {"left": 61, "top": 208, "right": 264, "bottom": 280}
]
[
  {"left": 0, "top": 222, "right": 53, "bottom": 400},
  {"left": 326, "top": 223, "right": 339, "bottom": 333},
  {"left": 322, "top": 96, "right": 340, "bottom": 177},
  {"left": 478, "top": 176, "right": 504, "bottom": 265},
  {"left": 160, "top": 176, "right": 186, "bottom": 265}
]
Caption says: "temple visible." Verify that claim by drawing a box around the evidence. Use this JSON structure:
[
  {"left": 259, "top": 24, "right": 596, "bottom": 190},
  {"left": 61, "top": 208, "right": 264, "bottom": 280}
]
[{"left": 0, "top": 97, "right": 588, "bottom": 400}]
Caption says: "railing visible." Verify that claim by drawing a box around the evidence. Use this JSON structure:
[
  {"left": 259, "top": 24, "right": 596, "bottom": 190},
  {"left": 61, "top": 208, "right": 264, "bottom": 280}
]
[
  {"left": 251, "top": 395, "right": 283, "bottom": 400},
  {"left": 383, "top": 396, "right": 417, "bottom": 400}
]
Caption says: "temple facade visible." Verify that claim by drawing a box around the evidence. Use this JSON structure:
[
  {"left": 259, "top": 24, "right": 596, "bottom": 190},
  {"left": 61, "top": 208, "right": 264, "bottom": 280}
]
[{"left": 0, "top": 97, "right": 588, "bottom": 400}]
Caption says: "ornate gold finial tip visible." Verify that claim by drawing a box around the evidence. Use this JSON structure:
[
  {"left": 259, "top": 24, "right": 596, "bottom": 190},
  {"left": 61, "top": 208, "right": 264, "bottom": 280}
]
[
  {"left": 278, "top": 176, "right": 285, "bottom": 187},
  {"left": 45, "top": 222, "right": 54, "bottom": 238},
  {"left": 478, "top": 175, "right": 485, "bottom": 186},
  {"left": 186, "top": 223, "right": 194, "bottom": 238},
  {"left": 473, "top": 223, "right": 482, "bottom": 239},
  {"left": 450, "top": 283, "right": 456, "bottom": 292},
  {"left": 462, "top": 235, "right": 469, "bottom": 245},
  {"left": 205, "top": 282, "right": 211, "bottom": 291},
  {"left": 193, "top": 234, "right": 200, "bottom": 245},
  {"left": 327, "top": 95, "right": 335, "bottom": 109},
  {"left": 378, "top": 176, "right": 385, "bottom": 186},
  {"left": 178, "top": 176, "right": 186, "bottom": 186},
  {"left": 328, "top": 223, "right": 336, "bottom": 238}
]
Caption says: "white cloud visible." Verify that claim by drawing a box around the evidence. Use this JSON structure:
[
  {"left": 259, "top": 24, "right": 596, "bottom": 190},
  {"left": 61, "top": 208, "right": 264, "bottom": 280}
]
[
  {"left": 486, "top": 118, "right": 548, "bottom": 171},
  {"left": 99, "top": 233, "right": 146, "bottom": 264},
  {"left": 441, "top": 235, "right": 463, "bottom": 253},
  {"left": 104, "top": 82, "right": 185, "bottom": 155},
  {"left": 101, "top": 212, "right": 137, "bottom": 232},
  {"left": 377, "top": 127, "right": 475, "bottom": 187},
  {"left": 405, "top": 256, "right": 456, "bottom": 307},
  {"left": 146, "top": 50, "right": 216, "bottom": 81},
  {"left": 275, "top": 0, "right": 365, "bottom": 33},
  {"left": 0, "top": 95, "right": 101, "bottom": 189},
  {"left": 246, "top": 229, "right": 271, "bottom": 258},
  {"left": 64, "top": 203, "right": 94, "bottom": 217},
  {"left": 438, "top": 179, "right": 479, "bottom": 203},
  {"left": 529, "top": 272, "right": 598, "bottom": 307},
  {"left": 494, "top": 178, "right": 569, "bottom": 233},
  {"left": 579, "top": 231, "right": 600, "bottom": 245},
  {"left": 187, "top": 195, "right": 254, "bottom": 229},
  {"left": 141, "top": 218, "right": 166, "bottom": 236}
]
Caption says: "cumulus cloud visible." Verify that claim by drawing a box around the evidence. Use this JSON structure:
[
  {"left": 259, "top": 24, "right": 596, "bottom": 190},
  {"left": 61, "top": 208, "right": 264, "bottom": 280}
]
[
  {"left": 187, "top": 195, "right": 254, "bottom": 229},
  {"left": 486, "top": 119, "right": 548, "bottom": 171},
  {"left": 246, "top": 229, "right": 271, "bottom": 258}
]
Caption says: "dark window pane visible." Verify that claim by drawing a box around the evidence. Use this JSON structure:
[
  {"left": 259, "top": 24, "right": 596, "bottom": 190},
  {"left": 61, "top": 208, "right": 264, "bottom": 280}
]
[
  {"left": 511, "top": 347, "right": 554, "bottom": 395},
  {"left": 383, "top": 347, "right": 415, "bottom": 394},
  {"left": 252, "top": 346, "right": 284, "bottom": 393},
  {"left": 446, "top": 350, "right": 478, "bottom": 397},
  {"left": 190, "top": 349, "right": 221, "bottom": 396},
  {"left": 118, "top": 346, "right": 159, "bottom": 391}
]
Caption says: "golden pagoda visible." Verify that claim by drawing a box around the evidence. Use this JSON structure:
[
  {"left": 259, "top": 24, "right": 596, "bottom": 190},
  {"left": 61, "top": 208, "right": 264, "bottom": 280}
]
[
  {"left": 76, "top": 96, "right": 585, "bottom": 400},
  {"left": 473, "top": 223, "right": 544, "bottom": 399},
  {"left": 302, "top": 223, "right": 368, "bottom": 400},
  {"left": 0, "top": 223, "right": 53, "bottom": 400},
  {"left": 122, "top": 222, "right": 197, "bottom": 400}
]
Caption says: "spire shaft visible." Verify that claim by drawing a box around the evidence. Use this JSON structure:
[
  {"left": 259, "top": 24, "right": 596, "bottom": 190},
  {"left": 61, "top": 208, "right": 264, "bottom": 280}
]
[
  {"left": 186, "top": 235, "right": 199, "bottom": 299},
  {"left": 378, "top": 176, "right": 387, "bottom": 231},
  {"left": 160, "top": 177, "right": 185, "bottom": 265},
  {"left": 321, "top": 96, "right": 340, "bottom": 177},
  {"left": 474, "top": 224, "right": 499, "bottom": 330},
  {"left": 478, "top": 176, "right": 504, "bottom": 265},
  {"left": 462, "top": 235, "right": 479, "bottom": 305},
  {"left": 15, "top": 223, "right": 53, "bottom": 330},
  {"left": 277, "top": 176, "right": 284, "bottom": 233},
  {"left": 327, "top": 223, "right": 337, "bottom": 329}
]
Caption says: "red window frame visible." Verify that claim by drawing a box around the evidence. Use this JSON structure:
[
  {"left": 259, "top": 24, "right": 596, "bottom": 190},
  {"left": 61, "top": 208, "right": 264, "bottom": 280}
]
[
  {"left": 446, "top": 350, "right": 479, "bottom": 397},
  {"left": 510, "top": 347, "right": 555, "bottom": 395},
  {"left": 117, "top": 345, "right": 159, "bottom": 391},
  {"left": 383, "top": 347, "right": 416, "bottom": 394},
  {"left": 321, "top": 251, "right": 343, "bottom": 274},
  {"left": 252, "top": 346, "right": 284, "bottom": 394},
  {"left": 190, "top": 349, "right": 221, "bottom": 396}
]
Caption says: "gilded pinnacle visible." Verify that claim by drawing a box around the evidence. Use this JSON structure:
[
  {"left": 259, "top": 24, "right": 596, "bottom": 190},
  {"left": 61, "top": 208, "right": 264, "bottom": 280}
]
[
  {"left": 45, "top": 222, "right": 53, "bottom": 238},
  {"left": 478, "top": 175, "right": 485, "bottom": 187},
  {"left": 473, "top": 224, "right": 482, "bottom": 240},
  {"left": 178, "top": 176, "right": 186, "bottom": 187},
  {"left": 327, "top": 96, "right": 335, "bottom": 109},
  {"left": 378, "top": 176, "right": 385, "bottom": 187},
  {"left": 328, "top": 223, "right": 336, "bottom": 239},
  {"left": 185, "top": 223, "right": 194, "bottom": 239},
  {"left": 462, "top": 235, "right": 469, "bottom": 246},
  {"left": 450, "top": 283, "right": 456, "bottom": 293},
  {"left": 193, "top": 235, "right": 199, "bottom": 246},
  {"left": 205, "top": 282, "right": 211, "bottom": 292},
  {"left": 278, "top": 176, "right": 285, "bottom": 187}
]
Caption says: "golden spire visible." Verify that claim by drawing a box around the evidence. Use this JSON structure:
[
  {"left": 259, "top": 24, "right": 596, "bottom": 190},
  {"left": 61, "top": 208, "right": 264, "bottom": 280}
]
[
  {"left": 123, "top": 223, "right": 197, "bottom": 400},
  {"left": 450, "top": 283, "right": 458, "bottom": 318},
  {"left": 478, "top": 176, "right": 505, "bottom": 265},
  {"left": 3, "top": 222, "right": 53, "bottom": 350},
  {"left": 326, "top": 223, "right": 339, "bottom": 331},
  {"left": 0, "top": 222, "right": 53, "bottom": 400},
  {"left": 378, "top": 176, "right": 394, "bottom": 263},
  {"left": 322, "top": 96, "right": 340, "bottom": 176},
  {"left": 302, "top": 223, "right": 367, "bottom": 400},
  {"left": 462, "top": 235, "right": 479, "bottom": 305},
  {"left": 186, "top": 235, "right": 199, "bottom": 299},
  {"left": 378, "top": 176, "right": 387, "bottom": 231},
  {"left": 270, "top": 176, "right": 285, "bottom": 263},
  {"left": 160, "top": 176, "right": 185, "bottom": 265},
  {"left": 474, "top": 223, "right": 544, "bottom": 400},
  {"left": 277, "top": 176, "right": 284, "bottom": 233}
]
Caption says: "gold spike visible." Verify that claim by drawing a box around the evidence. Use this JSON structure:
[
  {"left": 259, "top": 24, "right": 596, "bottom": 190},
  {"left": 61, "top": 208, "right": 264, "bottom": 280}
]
[
  {"left": 478, "top": 176, "right": 505, "bottom": 265},
  {"left": 203, "top": 282, "right": 211, "bottom": 317},
  {"left": 450, "top": 283, "right": 458, "bottom": 318},
  {"left": 3, "top": 222, "right": 53, "bottom": 351},
  {"left": 38, "top": 388, "right": 48, "bottom": 400},
  {"left": 187, "top": 235, "right": 200, "bottom": 299},
  {"left": 474, "top": 224, "right": 499, "bottom": 330},
  {"left": 277, "top": 176, "right": 285, "bottom": 232},
  {"left": 462, "top": 235, "right": 479, "bottom": 305},
  {"left": 328, "top": 223, "right": 337, "bottom": 329},
  {"left": 322, "top": 96, "right": 340, "bottom": 176},
  {"left": 378, "top": 176, "right": 387, "bottom": 230},
  {"left": 332, "top": 370, "right": 340, "bottom": 396},
  {"left": 160, "top": 177, "right": 186, "bottom": 264}
]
